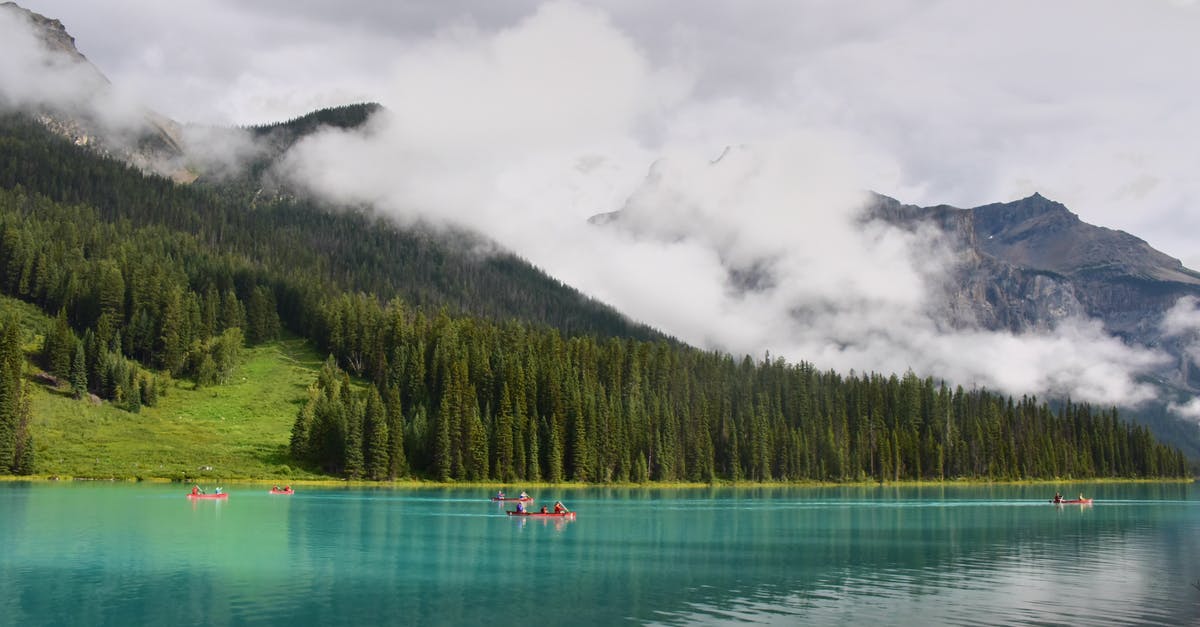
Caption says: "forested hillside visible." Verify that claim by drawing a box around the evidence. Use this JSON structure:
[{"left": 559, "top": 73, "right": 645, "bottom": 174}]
[
  {"left": 0, "top": 110, "right": 1189, "bottom": 481},
  {"left": 0, "top": 113, "right": 659, "bottom": 342}
]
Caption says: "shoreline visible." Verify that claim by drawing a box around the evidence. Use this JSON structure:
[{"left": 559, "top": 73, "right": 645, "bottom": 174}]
[{"left": 3, "top": 475, "right": 1193, "bottom": 488}]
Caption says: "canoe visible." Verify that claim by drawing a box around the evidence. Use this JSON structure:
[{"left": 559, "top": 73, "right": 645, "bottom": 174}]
[
  {"left": 492, "top": 496, "right": 533, "bottom": 502},
  {"left": 187, "top": 492, "right": 228, "bottom": 500},
  {"left": 269, "top": 489, "right": 294, "bottom": 495},
  {"left": 1051, "top": 498, "right": 1092, "bottom": 504},
  {"left": 507, "top": 510, "right": 575, "bottom": 519}
]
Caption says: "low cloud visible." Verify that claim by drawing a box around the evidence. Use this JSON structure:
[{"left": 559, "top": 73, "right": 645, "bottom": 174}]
[
  {"left": 1162, "top": 296, "right": 1200, "bottom": 420},
  {"left": 0, "top": 5, "right": 265, "bottom": 180},
  {"left": 175, "top": 124, "right": 264, "bottom": 181},
  {"left": 1162, "top": 296, "right": 1200, "bottom": 344},
  {"left": 0, "top": 8, "right": 104, "bottom": 109},
  {"left": 1169, "top": 398, "right": 1200, "bottom": 422},
  {"left": 276, "top": 1, "right": 1171, "bottom": 409},
  {"left": 3, "top": 0, "right": 1187, "bottom": 410}
]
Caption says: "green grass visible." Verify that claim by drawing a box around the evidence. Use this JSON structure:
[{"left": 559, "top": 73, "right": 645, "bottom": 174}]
[
  {"left": 29, "top": 337, "right": 328, "bottom": 482},
  {"left": 0, "top": 296, "right": 52, "bottom": 351}
]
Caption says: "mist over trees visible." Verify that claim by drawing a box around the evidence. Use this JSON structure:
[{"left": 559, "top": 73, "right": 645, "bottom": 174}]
[{"left": 0, "top": 111, "right": 1189, "bottom": 480}]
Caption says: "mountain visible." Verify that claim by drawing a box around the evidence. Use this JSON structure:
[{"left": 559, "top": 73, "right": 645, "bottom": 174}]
[
  {"left": 593, "top": 161, "right": 1200, "bottom": 457},
  {"left": 867, "top": 193, "right": 1200, "bottom": 384},
  {"left": 0, "top": 3, "right": 658, "bottom": 344},
  {"left": 868, "top": 193, "right": 1200, "bottom": 455},
  {"left": 0, "top": 3, "right": 1191, "bottom": 482},
  {"left": 864, "top": 194, "right": 1200, "bottom": 455},
  {"left": 0, "top": 2, "right": 189, "bottom": 181}
]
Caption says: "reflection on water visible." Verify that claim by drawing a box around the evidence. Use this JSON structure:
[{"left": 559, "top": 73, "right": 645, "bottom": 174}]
[{"left": 0, "top": 482, "right": 1196, "bottom": 625}]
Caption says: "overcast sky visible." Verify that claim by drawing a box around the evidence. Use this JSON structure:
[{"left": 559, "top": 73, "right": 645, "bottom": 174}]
[
  {"left": 12, "top": 1, "right": 1198, "bottom": 266},
  {"left": 7, "top": 0, "right": 1200, "bottom": 413}
]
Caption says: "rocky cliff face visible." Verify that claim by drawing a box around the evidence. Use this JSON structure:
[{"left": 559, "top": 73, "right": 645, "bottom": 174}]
[
  {"left": 867, "top": 192, "right": 1200, "bottom": 393},
  {"left": 0, "top": 2, "right": 191, "bottom": 181}
]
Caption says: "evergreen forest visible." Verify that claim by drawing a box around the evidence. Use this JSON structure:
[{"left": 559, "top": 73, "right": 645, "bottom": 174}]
[{"left": 0, "top": 111, "right": 1189, "bottom": 481}]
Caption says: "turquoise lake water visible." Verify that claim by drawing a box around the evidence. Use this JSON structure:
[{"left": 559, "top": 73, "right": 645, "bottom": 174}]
[{"left": 1, "top": 482, "right": 1197, "bottom": 625}]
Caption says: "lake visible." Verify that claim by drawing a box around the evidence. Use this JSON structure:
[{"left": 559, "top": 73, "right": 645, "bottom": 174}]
[{"left": 0, "top": 482, "right": 1197, "bottom": 625}]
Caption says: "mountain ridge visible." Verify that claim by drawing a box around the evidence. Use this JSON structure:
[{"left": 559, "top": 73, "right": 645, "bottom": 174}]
[
  {"left": 1, "top": 1, "right": 189, "bottom": 180},
  {"left": 3, "top": 2, "right": 1197, "bottom": 460},
  {"left": 865, "top": 192, "right": 1200, "bottom": 341}
]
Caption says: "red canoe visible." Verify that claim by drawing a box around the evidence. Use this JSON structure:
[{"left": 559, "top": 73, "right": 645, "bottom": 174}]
[
  {"left": 507, "top": 510, "right": 575, "bottom": 519},
  {"left": 269, "top": 489, "right": 294, "bottom": 495},
  {"left": 492, "top": 496, "right": 533, "bottom": 502},
  {"left": 187, "top": 492, "right": 228, "bottom": 500},
  {"left": 1051, "top": 498, "right": 1092, "bottom": 504}
]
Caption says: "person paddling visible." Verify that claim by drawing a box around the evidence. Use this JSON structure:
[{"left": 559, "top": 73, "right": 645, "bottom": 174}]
[
  {"left": 515, "top": 501, "right": 526, "bottom": 514},
  {"left": 553, "top": 501, "right": 568, "bottom": 514}
]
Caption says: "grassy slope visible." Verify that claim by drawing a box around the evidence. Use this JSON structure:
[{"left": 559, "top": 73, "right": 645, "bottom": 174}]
[{"left": 19, "top": 309, "right": 328, "bottom": 481}]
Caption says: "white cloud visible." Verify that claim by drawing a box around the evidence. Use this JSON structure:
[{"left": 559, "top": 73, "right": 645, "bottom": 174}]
[
  {"left": 1169, "top": 398, "right": 1200, "bottom": 422},
  {"left": 273, "top": 1, "right": 1173, "bottom": 408},
  {"left": 6, "top": 0, "right": 1196, "bottom": 408},
  {"left": 1162, "top": 295, "right": 1200, "bottom": 371},
  {"left": 1162, "top": 296, "right": 1200, "bottom": 338},
  {"left": 0, "top": 8, "right": 107, "bottom": 112},
  {"left": 13, "top": 0, "right": 1200, "bottom": 262}
]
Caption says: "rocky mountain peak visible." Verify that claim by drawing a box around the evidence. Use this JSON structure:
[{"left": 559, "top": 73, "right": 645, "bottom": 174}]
[
  {"left": 2, "top": 3, "right": 78, "bottom": 59},
  {"left": 877, "top": 192, "right": 1200, "bottom": 413},
  {"left": 973, "top": 193, "right": 1076, "bottom": 241},
  {"left": 1, "top": 2, "right": 190, "bottom": 180},
  {"left": 969, "top": 194, "right": 1199, "bottom": 285}
]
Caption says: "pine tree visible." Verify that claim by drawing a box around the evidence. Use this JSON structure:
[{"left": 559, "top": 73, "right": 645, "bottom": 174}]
[
  {"left": 219, "top": 288, "right": 245, "bottom": 333},
  {"left": 0, "top": 318, "right": 20, "bottom": 473},
  {"left": 384, "top": 385, "right": 407, "bottom": 479},
  {"left": 83, "top": 328, "right": 103, "bottom": 395},
  {"left": 545, "top": 415, "right": 564, "bottom": 483},
  {"left": 140, "top": 374, "right": 157, "bottom": 407},
  {"left": 44, "top": 307, "right": 74, "bottom": 380},
  {"left": 467, "top": 403, "right": 489, "bottom": 481},
  {"left": 493, "top": 382, "right": 515, "bottom": 481},
  {"left": 125, "top": 369, "right": 141, "bottom": 413},
  {"left": 291, "top": 387, "right": 318, "bottom": 463},
  {"left": 433, "top": 391, "right": 453, "bottom": 481},
  {"left": 70, "top": 340, "right": 87, "bottom": 399},
  {"left": 568, "top": 385, "right": 590, "bottom": 482},
  {"left": 526, "top": 413, "right": 541, "bottom": 482},
  {"left": 343, "top": 383, "right": 364, "bottom": 480},
  {"left": 158, "top": 286, "right": 185, "bottom": 374},
  {"left": 95, "top": 260, "right": 125, "bottom": 324},
  {"left": 363, "top": 386, "right": 389, "bottom": 481}
]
